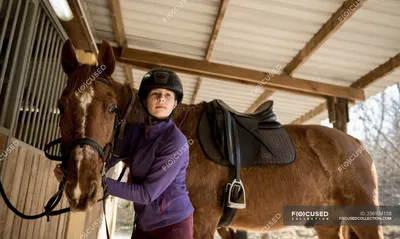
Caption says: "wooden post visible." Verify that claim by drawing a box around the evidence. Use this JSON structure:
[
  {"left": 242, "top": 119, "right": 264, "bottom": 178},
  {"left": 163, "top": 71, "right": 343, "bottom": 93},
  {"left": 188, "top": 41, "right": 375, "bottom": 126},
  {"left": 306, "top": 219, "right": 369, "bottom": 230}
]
[{"left": 327, "top": 97, "right": 349, "bottom": 133}]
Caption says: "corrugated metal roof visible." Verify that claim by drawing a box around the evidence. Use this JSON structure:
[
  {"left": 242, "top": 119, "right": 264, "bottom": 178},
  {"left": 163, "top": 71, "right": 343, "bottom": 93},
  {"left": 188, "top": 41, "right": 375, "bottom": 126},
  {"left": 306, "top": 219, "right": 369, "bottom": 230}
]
[
  {"left": 83, "top": 0, "right": 116, "bottom": 45},
  {"left": 294, "top": 0, "right": 400, "bottom": 99},
  {"left": 211, "top": 0, "right": 345, "bottom": 71},
  {"left": 79, "top": 0, "right": 400, "bottom": 125},
  {"left": 120, "top": 0, "right": 220, "bottom": 59}
]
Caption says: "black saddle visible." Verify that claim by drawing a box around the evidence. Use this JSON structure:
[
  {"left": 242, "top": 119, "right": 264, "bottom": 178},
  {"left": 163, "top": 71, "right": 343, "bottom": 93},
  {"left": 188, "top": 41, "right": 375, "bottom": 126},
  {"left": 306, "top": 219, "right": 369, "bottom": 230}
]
[
  {"left": 198, "top": 99, "right": 296, "bottom": 167},
  {"left": 197, "top": 99, "right": 296, "bottom": 228}
]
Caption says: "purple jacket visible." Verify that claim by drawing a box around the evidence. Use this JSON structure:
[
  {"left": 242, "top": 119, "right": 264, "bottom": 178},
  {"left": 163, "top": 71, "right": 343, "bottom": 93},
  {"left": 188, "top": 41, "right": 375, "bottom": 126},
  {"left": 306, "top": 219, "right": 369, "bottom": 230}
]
[{"left": 105, "top": 117, "right": 194, "bottom": 231}]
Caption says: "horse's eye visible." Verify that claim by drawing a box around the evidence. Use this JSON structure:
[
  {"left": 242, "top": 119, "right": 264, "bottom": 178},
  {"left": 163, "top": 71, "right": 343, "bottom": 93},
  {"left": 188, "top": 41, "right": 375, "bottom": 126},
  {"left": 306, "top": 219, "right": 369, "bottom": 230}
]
[{"left": 108, "top": 105, "right": 117, "bottom": 114}]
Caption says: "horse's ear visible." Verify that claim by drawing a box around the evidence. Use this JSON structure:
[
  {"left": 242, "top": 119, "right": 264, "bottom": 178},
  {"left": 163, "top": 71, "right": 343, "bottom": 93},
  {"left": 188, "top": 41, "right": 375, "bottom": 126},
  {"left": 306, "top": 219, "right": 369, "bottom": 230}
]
[
  {"left": 61, "top": 39, "right": 79, "bottom": 75},
  {"left": 98, "top": 40, "right": 115, "bottom": 75}
]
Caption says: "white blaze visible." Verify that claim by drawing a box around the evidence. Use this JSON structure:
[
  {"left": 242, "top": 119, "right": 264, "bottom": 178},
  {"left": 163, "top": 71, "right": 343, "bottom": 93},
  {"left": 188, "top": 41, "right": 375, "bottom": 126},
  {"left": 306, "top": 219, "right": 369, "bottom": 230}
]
[{"left": 72, "top": 86, "right": 94, "bottom": 200}]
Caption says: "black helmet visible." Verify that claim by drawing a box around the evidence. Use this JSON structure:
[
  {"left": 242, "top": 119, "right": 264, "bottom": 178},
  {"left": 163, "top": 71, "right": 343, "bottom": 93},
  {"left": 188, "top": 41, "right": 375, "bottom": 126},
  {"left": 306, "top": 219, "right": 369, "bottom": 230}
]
[{"left": 138, "top": 68, "right": 183, "bottom": 106}]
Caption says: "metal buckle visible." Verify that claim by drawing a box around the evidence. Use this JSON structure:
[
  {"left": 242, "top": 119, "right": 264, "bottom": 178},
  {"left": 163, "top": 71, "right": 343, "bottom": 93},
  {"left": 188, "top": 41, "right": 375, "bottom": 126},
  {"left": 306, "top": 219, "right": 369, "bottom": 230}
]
[{"left": 226, "top": 179, "right": 246, "bottom": 209}]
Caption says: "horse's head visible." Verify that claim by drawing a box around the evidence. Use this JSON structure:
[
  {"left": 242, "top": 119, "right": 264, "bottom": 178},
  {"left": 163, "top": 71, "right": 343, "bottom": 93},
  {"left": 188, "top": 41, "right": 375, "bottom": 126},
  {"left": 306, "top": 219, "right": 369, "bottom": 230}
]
[{"left": 58, "top": 40, "right": 133, "bottom": 211}]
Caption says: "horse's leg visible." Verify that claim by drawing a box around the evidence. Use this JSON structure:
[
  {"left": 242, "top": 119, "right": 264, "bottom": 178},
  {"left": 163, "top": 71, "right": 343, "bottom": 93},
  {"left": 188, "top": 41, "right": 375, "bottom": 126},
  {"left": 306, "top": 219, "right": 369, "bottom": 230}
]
[
  {"left": 193, "top": 210, "right": 220, "bottom": 239},
  {"left": 314, "top": 226, "right": 341, "bottom": 239}
]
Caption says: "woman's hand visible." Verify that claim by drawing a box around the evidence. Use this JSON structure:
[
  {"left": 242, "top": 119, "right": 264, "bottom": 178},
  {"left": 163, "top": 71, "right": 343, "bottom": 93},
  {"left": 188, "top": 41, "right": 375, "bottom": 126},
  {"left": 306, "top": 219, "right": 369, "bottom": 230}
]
[{"left": 53, "top": 164, "right": 65, "bottom": 182}]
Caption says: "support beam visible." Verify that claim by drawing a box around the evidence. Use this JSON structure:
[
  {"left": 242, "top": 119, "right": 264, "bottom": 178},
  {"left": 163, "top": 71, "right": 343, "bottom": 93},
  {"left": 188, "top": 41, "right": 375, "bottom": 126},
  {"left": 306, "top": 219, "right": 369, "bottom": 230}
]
[
  {"left": 205, "top": 0, "right": 229, "bottom": 61},
  {"left": 292, "top": 53, "right": 399, "bottom": 124},
  {"left": 283, "top": 0, "right": 365, "bottom": 75},
  {"left": 108, "top": 0, "right": 126, "bottom": 46},
  {"left": 327, "top": 97, "right": 349, "bottom": 133},
  {"left": 191, "top": 77, "right": 202, "bottom": 104},
  {"left": 61, "top": 0, "right": 98, "bottom": 52},
  {"left": 108, "top": 0, "right": 135, "bottom": 86},
  {"left": 350, "top": 53, "right": 400, "bottom": 89},
  {"left": 114, "top": 46, "right": 364, "bottom": 101},
  {"left": 246, "top": 89, "right": 275, "bottom": 113},
  {"left": 124, "top": 65, "right": 134, "bottom": 89}
]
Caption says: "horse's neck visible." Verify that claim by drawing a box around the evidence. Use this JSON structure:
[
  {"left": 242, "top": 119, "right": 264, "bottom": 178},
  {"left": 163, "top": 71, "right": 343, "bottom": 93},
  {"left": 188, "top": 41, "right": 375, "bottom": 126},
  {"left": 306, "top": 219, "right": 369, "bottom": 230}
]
[{"left": 171, "top": 102, "right": 206, "bottom": 136}]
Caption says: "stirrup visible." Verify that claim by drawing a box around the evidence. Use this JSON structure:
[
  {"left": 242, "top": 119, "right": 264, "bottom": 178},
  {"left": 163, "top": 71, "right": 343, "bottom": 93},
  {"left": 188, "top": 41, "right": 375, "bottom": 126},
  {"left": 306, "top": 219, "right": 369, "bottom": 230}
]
[{"left": 226, "top": 179, "right": 246, "bottom": 209}]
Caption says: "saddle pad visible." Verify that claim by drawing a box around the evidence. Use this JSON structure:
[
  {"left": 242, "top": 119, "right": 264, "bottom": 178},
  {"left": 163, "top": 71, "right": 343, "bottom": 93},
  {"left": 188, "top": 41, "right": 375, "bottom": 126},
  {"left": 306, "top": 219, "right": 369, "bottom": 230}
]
[{"left": 198, "top": 111, "right": 296, "bottom": 167}]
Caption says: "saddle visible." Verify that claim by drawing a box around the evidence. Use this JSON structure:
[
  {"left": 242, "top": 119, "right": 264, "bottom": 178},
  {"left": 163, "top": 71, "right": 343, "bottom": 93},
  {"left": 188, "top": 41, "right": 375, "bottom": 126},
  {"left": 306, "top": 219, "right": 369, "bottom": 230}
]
[{"left": 197, "top": 99, "right": 296, "bottom": 227}]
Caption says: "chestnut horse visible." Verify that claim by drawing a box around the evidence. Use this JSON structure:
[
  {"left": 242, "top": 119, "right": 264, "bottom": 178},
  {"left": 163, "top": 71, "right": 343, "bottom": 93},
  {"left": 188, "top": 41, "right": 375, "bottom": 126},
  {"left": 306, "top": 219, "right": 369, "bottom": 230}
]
[{"left": 57, "top": 40, "right": 383, "bottom": 239}]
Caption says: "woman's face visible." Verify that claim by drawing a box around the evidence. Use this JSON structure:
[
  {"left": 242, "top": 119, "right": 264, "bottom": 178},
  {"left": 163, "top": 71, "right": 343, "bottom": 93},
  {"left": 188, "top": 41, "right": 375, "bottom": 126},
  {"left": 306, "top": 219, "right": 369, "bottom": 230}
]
[{"left": 146, "top": 88, "right": 177, "bottom": 119}]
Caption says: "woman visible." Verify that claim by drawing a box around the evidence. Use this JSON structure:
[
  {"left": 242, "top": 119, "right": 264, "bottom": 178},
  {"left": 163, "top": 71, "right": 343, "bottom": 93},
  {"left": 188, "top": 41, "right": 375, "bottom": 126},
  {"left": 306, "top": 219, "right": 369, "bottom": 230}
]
[{"left": 55, "top": 68, "right": 194, "bottom": 239}]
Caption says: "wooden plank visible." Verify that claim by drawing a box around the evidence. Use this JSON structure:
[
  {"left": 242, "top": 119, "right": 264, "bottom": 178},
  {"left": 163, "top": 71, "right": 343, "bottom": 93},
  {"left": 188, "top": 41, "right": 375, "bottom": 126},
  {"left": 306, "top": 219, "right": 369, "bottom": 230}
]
[
  {"left": 283, "top": 0, "right": 365, "bottom": 75},
  {"left": 191, "top": 77, "right": 202, "bottom": 104},
  {"left": 45, "top": 162, "right": 59, "bottom": 239},
  {"left": 2, "top": 146, "right": 27, "bottom": 239},
  {"left": 116, "top": 46, "right": 365, "bottom": 101},
  {"left": 32, "top": 157, "right": 51, "bottom": 239},
  {"left": 19, "top": 152, "right": 39, "bottom": 239},
  {"left": 108, "top": 0, "right": 126, "bottom": 46},
  {"left": 205, "top": 0, "right": 229, "bottom": 61},
  {"left": 0, "top": 134, "right": 7, "bottom": 177},
  {"left": 11, "top": 148, "right": 33, "bottom": 239},
  {"left": 246, "top": 89, "right": 275, "bottom": 113},
  {"left": 291, "top": 102, "right": 327, "bottom": 125},
  {"left": 350, "top": 53, "right": 400, "bottom": 89},
  {"left": 39, "top": 160, "right": 57, "bottom": 239},
  {"left": 56, "top": 196, "right": 69, "bottom": 239},
  {"left": 26, "top": 153, "right": 46, "bottom": 238},
  {"left": 0, "top": 141, "right": 19, "bottom": 236}
]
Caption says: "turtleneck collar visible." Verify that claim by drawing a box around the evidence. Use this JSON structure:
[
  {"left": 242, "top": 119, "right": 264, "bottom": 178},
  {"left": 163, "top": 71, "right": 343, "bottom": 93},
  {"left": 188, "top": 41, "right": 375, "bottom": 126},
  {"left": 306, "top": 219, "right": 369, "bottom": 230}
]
[{"left": 139, "top": 116, "right": 174, "bottom": 140}]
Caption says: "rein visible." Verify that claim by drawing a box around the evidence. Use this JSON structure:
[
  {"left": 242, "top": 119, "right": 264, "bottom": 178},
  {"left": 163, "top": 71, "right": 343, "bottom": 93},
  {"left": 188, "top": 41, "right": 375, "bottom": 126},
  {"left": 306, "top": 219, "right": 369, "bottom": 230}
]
[{"left": 0, "top": 76, "right": 136, "bottom": 239}]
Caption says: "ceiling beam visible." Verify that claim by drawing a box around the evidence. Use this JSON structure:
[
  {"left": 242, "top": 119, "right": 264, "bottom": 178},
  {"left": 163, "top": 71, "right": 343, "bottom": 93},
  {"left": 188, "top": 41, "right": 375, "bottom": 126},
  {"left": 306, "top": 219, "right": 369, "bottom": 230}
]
[
  {"left": 246, "top": 89, "right": 275, "bottom": 113},
  {"left": 60, "top": 0, "right": 97, "bottom": 52},
  {"left": 114, "top": 46, "right": 364, "bottom": 101},
  {"left": 283, "top": 0, "right": 365, "bottom": 75},
  {"left": 291, "top": 53, "right": 399, "bottom": 124},
  {"left": 350, "top": 53, "right": 400, "bottom": 89},
  {"left": 191, "top": 77, "right": 202, "bottom": 104},
  {"left": 205, "top": 0, "right": 229, "bottom": 61},
  {"left": 108, "top": 0, "right": 135, "bottom": 86},
  {"left": 108, "top": 0, "right": 126, "bottom": 46}
]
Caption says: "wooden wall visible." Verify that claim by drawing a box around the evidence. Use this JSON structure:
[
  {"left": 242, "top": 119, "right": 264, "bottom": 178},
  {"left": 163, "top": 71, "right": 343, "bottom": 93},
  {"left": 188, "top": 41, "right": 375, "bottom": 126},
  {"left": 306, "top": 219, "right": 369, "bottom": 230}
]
[{"left": 0, "top": 138, "right": 68, "bottom": 239}]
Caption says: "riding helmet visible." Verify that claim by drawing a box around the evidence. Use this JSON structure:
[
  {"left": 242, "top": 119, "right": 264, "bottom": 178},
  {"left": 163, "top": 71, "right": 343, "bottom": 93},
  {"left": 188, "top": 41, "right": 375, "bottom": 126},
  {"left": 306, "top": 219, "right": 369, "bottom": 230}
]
[{"left": 138, "top": 68, "right": 184, "bottom": 119}]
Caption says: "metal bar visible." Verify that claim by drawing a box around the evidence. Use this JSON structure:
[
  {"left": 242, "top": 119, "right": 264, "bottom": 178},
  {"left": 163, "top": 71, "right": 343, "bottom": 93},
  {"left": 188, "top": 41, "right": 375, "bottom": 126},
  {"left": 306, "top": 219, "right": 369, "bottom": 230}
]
[
  {"left": 45, "top": 56, "right": 63, "bottom": 145},
  {"left": 36, "top": 37, "right": 61, "bottom": 149},
  {"left": 0, "top": 0, "right": 14, "bottom": 92},
  {"left": 23, "top": 17, "right": 50, "bottom": 143},
  {"left": 17, "top": 11, "right": 45, "bottom": 140},
  {"left": 50, "top": 74, "right": 66, "bottom": 155},
  {"left": 11, "top": 2, "right": 40, "bottom": 138},
  {"left": 1, "top": 0, "right": 31, "bottom": 127},
  {"left": 42, "top": 39, "right": 62, "bottom": 146},
  {"left": 28, "top": 26, "right": 56, "bottom": 146},
  {"left": 0, "top": 0, "right": 23, "bottom": 108}
]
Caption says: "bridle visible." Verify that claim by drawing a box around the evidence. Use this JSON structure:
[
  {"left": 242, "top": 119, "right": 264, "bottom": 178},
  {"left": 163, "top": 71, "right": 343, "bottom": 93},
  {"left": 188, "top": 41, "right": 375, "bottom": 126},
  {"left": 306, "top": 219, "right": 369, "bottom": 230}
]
[{"left": 0, "top": 76, "right": 136, "bottom": 239}]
